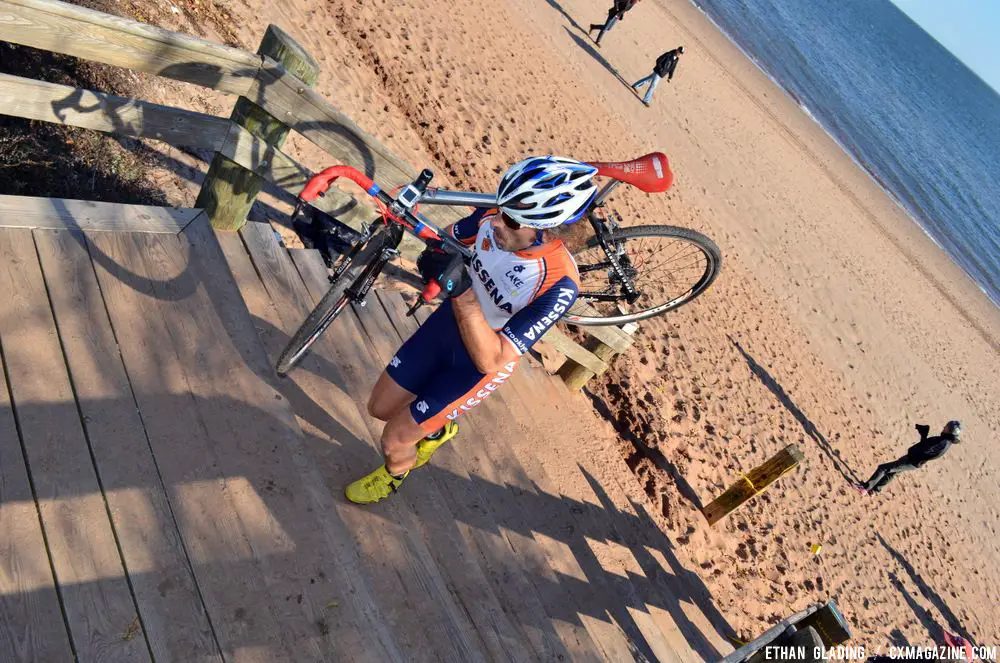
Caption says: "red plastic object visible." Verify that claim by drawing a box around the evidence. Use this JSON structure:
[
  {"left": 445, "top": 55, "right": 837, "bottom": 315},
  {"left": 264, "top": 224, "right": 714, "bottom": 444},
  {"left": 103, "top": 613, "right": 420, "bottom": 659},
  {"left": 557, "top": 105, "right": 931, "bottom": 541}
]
[
  {"left": 299, "top": 166, "right": 376, "bottom": 202},
  {"left": 589, "top": 152, "right": 673, "bottom": 193},
  {"left": 422, "top": 280, "right": 442, "bottom": 302}
]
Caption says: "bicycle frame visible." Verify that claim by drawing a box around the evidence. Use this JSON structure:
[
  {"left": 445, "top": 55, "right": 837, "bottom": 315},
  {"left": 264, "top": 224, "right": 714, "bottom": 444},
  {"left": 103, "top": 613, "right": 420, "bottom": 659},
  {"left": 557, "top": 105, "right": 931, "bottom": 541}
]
[
  {"left": 417, "top": 179, "right": 621, "bottom": 210},
  {"left": 416, "top": 179, "right": 637, "bottom": 306},
  {"left": 299, "top": 154, "right": 668, "bottom": 324},
  {"left": 277, "top": 153, "right": 694, "bottom": 374},
  {"left": 312, "top": 176, "right": 632, "bottom": 319}
]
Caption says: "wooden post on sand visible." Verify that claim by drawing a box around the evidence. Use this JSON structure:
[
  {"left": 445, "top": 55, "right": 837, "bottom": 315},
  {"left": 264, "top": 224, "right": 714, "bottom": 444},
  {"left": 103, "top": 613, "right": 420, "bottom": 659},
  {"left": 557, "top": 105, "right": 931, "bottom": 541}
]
[
  {"left": 196, "top": 25, "right": 319, "bottom": 231},
  {"left": 702, "top": 444, "right": 804, "bottom": 526}
]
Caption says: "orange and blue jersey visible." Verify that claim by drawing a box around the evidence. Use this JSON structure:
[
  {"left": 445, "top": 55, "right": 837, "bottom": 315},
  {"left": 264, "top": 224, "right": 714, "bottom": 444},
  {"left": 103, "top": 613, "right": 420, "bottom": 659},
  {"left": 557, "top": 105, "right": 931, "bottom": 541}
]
[
  {"left": 452, "top": 208, "right": 580, "bottom": 354},
  {"left": 386, "top": 208, "right": 580, "bottom": 433}
]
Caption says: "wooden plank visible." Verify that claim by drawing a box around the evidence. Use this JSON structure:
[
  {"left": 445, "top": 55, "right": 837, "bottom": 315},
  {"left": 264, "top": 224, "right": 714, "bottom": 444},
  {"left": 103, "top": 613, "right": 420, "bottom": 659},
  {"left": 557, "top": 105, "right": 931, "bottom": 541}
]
[
  {"left": 236, "top": 222, "right": 483, "bottom": 661},
  {"left": 0, "top": 72, "right": 231, "bottom": 149},
  {"left": 248, "top": 57, "right": 463, "bottom": 260},
  {"left": 139, "top": 227, "right": 386, "bottom": 661},
  {"left": 33, "top": 229, "right": 223, "bottom": 663},
  {"left": 702, "top": 445, "right": 804, "bottom": 526},
  {"left": 0, "top": 0, "right": 261, "bottom": 95},
  {"left": 511, "top": 363, "right": 735, "bottom": 659},
  {"left": 0, "top": 330, "right": 74, "bottom": 662},
  {"left": 539, "top": 326, "right": 607, "bottom": 376},
  {"left": 350, "top": 291, "right": 594, "bottom": 662},
  {"left": 0, "top": 228, "right": 151, "bottom": 661},
  {"left": 215, "top": 235, "right": 371, "bottom": 447},
  {"left": 219, "top": 124, "right": 377, "bottom": 228},
  {"left": 174, "top": 220, "right": 403, "bottom": 662},
  {"left": 375, "top": 292, "right": 649, "bottom": 662},
  {"left": 0, "top": 196, "right": 201, "bottom": 233},
  {"left": 565, "top": 303, "right": 635, "bottom": 354},
  {"left": 289, "top": 249, "right": 533, "bottom": 663},
  {"left": 558, "top": 335, "right": 618, "bottom": 392},
  {"left": 88, "top": 230, "right": 306, "bottom": 661}
]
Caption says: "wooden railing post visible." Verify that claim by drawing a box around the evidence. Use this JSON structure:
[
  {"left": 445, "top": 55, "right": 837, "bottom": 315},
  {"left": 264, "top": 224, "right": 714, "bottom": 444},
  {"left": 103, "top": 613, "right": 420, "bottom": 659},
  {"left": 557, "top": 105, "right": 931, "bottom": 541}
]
[
  {"left": 196, "top": 25, "right": 318, "bottom": 231},
  {"left": 701, "top": 444, "right": 804, "bottom": 526}
]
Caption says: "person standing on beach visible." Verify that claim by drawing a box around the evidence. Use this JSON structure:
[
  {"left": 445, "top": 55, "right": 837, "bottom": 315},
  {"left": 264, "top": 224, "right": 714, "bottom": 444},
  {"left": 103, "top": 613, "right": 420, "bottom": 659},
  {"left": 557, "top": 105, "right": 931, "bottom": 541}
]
[
  {"left": 632, "top": 46, "right": 683, "bottom": 106},
  {"left": 588, "top": 0, "right": 641, "bottom": 46},
  {"left": 854, "top": 421, "right": 962, "bottom": 495}
]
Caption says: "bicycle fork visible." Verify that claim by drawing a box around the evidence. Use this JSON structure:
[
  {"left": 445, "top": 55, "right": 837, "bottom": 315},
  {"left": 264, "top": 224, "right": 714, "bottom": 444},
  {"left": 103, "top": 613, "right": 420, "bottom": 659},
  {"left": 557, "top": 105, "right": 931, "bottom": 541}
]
[
  {"left": 342, "top": 224, "right": 404, "bottom": 307},
  {"left": 586, "top": 209, "right": 640, "bottom": 304}
]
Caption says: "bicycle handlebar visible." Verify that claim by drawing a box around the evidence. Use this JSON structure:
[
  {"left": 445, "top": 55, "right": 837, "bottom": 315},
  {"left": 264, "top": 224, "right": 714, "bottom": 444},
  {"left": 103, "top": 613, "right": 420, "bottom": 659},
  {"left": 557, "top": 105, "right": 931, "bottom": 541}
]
[
  {"left": 298, "top": 165, "right": 473, "bottom": 308},
  {"left": 300, "top": 166, "right": 381, "bottom": 202}
]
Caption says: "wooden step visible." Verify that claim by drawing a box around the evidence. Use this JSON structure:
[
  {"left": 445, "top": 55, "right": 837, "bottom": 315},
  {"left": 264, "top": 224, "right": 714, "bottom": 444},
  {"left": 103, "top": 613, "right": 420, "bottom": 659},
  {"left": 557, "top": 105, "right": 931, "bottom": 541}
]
[
  {"left": 368, "top": 292, "right": 623, "bottom": 662},
  {"left": 513, "top": 365, "right": 737, "bottom": 661},
  {"left": 390, "top": 294, "right": 664, "bottom": 662},
  {"left": 289, "top": 247, "right": 571, "bottom": 662},
  {"left": 34, "top": 229, "right": 224, "bottom": 662},
  {"left": 494, "top": 367, "right": 692, "bottom": 663},
  {"left": 0, "top": 231, "right": 76, "bottom": 662},
  {"left": 289, "top": 248, "right": 537, "bottom": 663},
  {"left": 88, "top": 223, "right": 403, "bottom": 661},
  {"left": 477, "top": 382, "right": 684, "bottom": 662},
  {"left": 226, "top": 222, "right": 492, "bottom": 662},
  {"left": 0, "top": 228, "right": 153, "bottom": 662}
]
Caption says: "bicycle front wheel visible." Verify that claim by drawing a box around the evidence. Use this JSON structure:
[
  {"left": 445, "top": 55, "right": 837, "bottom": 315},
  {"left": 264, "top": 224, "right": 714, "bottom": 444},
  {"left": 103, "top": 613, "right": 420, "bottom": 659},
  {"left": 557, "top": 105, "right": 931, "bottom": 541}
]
[
  {"left": 567, "top": 224, "right": 721, "bottom": 326},
  {"left": 276, "top": 230, "right": 387, "bottom": 375}
]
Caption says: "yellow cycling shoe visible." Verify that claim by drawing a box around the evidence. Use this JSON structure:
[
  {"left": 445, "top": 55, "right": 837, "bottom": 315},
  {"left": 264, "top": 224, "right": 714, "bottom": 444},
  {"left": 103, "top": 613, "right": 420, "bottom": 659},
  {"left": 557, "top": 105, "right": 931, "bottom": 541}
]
[
  {"left": 345, "top": 465, "right": 408, "bottom": 504},
  {"left": 413, "top": 421, "right": 460, "bottom": 469}
]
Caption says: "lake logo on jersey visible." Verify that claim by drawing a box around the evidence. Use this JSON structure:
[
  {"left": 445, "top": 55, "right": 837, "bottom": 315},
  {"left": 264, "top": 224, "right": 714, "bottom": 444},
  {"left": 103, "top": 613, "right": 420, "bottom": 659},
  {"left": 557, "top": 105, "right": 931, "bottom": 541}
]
[
  {"left": 513, "top": 265, "right": 525, "bottom": 273},
  {"left": 481, "top": 237, "right": 493, "bottom": 252}
]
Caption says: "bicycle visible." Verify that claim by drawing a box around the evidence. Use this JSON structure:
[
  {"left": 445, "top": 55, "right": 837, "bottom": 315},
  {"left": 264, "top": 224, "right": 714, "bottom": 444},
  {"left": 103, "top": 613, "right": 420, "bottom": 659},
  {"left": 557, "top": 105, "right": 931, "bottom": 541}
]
[{"left": 275, "top": 152, "right": 721, "bottom": 376}]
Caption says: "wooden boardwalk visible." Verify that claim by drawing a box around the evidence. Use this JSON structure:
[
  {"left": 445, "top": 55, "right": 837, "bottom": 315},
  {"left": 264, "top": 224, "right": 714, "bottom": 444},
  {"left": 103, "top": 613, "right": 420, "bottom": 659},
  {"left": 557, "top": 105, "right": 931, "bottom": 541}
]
[{"left": 0, "top": 219, "right": 734, "bottom": 662}]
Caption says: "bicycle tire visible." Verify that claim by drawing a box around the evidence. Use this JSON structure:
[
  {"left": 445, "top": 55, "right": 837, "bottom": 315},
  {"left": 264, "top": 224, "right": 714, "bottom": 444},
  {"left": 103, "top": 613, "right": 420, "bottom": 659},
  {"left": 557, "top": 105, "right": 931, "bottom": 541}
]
[
  {"left": 275, "top": 231, "right": 387, "bottom": 375},
  {"left": 566, "top": 224, "right": 721, "bottom": 326}
]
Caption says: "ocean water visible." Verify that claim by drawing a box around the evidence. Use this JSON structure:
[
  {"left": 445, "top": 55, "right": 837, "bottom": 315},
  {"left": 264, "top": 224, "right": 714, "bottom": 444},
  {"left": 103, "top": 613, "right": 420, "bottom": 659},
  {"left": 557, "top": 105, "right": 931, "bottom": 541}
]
[{"left": 687, "top": 0, "right": 1000, "bottom": 308}]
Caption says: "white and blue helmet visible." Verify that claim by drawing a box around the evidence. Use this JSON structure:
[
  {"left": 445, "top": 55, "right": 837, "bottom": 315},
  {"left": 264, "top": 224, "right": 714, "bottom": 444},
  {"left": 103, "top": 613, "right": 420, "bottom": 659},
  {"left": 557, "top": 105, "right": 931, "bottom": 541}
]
[{"left": 496, "top": 156, "right": 599, "bottom": 229}]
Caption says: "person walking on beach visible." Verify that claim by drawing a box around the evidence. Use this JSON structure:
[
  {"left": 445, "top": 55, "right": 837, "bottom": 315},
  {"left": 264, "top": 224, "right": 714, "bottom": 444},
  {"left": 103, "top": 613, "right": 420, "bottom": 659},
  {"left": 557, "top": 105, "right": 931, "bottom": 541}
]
[
  {"left": 588, "top": 0, "right": 641, "bottom": 46},
  {"left": 632, "top": 46, "right": 683, "bottom": 106},
  {"left": 853, "top": 421, "right": 962, "bottom": 495}
]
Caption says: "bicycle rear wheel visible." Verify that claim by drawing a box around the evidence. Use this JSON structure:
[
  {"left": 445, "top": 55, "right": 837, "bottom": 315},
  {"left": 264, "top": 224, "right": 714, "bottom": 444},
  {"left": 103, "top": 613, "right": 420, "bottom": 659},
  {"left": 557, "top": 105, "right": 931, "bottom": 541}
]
[
  {"left": 567, "top": 224, "right": 721, "bottom": 326},
  {"left": 276, "top": 230, "right": 387, "bottom": 375}
]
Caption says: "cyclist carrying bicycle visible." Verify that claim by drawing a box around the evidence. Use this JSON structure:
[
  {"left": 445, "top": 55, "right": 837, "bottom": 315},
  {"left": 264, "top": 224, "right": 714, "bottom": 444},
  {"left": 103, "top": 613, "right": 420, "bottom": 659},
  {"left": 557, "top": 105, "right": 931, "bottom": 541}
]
[{"left": 346, "top": 156, "right": 599, "bottom": 504}]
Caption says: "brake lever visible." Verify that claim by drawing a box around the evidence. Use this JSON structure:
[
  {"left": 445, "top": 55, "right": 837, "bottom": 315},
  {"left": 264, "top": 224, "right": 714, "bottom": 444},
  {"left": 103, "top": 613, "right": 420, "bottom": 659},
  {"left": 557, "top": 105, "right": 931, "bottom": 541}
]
[{"left": 407, "top": 251, "right": 467, "bottom": 316}]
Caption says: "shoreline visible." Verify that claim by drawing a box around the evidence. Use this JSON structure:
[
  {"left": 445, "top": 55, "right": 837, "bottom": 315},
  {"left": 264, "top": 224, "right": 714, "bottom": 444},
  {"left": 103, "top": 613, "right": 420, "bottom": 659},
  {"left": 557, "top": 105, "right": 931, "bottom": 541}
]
[{"left": 696, "top": 7, "right": 1000, "bottom": 313}]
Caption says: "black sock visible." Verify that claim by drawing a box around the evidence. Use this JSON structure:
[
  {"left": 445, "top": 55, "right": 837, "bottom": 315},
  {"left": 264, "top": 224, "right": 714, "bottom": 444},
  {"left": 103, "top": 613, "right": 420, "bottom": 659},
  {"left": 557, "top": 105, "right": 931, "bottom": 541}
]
[{"left": 387, "top": 465, "right": 407, "bottom": 480}]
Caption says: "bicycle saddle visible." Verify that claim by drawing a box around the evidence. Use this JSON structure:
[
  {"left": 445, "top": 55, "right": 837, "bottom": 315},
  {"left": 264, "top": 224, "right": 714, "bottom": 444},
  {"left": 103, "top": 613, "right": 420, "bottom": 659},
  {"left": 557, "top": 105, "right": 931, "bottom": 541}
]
[{"left": 588, "top": 152, "right": 673, "bottom": 193}]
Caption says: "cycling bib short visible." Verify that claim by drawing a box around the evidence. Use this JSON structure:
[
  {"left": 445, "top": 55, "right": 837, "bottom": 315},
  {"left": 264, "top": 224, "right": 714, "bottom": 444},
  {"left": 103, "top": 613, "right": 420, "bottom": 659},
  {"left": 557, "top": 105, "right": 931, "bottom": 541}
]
[{"left": 386, "top": 209, "right": 580, "bottom": 432}]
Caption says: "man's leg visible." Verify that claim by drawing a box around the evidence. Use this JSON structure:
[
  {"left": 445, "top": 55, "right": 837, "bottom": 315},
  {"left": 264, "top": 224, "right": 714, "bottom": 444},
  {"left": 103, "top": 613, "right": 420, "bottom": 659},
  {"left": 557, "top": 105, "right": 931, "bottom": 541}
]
[
  {"left": 367, "top": 370, "right": 417, "bottom": 422},
  {"left": 632, "top": 73, "right": 653, "bottom": 90},
  {"left": 861, "top": 463, "right": 891, "bottom": 491},
  {"left": 867, "top": 457, "right": 918, "bottom": 492},
  {"left": 595, "top": 12, "right": 618, "bottom": 44},
  {"left": 380, "top": 407, "right": 428, "bottom": 475},
  {"left": 643, "top": 73, "right": 662, "bottom": 104},
  {"left": 875, "top": 460, "right": 919, "bottom": 491}
]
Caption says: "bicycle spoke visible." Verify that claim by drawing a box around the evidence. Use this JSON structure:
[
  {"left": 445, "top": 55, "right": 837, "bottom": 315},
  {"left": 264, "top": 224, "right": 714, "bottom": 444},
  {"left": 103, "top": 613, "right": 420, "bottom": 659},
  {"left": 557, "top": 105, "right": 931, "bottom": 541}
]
[{"left": 570, "top": 225, "right": 720, "bottom": 323}]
